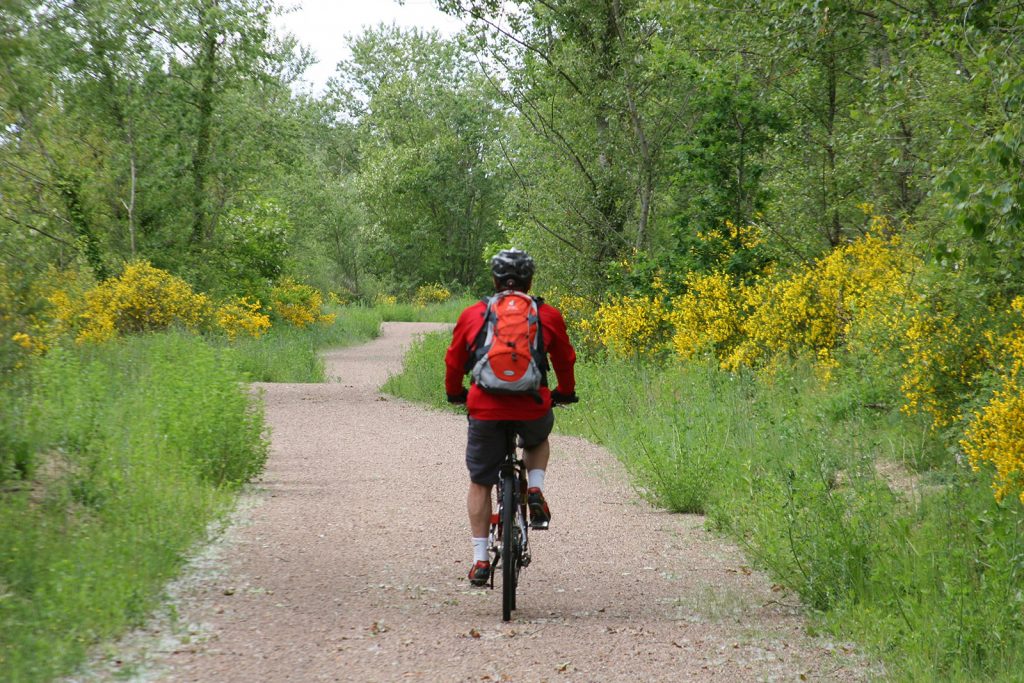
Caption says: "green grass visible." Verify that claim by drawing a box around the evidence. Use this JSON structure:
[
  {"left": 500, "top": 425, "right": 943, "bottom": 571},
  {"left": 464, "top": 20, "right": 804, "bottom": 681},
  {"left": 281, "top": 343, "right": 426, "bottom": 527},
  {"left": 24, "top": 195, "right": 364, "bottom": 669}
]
[
  {"left": 380, "top": 331, "right": 454, "bottom": 409},
  {"left": 225, "top": 306, "right": 383, "bottom": 382},
  {"left": 222, "top": 299, "right": 468, "bottom": 383},
  {"left": 0, "top": 333, "right": 267, "bottom": 682},
  {"left": 385, "top": 333, "right": 1024, "bottom": 681},
  {"left": 375, "top": 298, "right": 472, "bottom": 323}
]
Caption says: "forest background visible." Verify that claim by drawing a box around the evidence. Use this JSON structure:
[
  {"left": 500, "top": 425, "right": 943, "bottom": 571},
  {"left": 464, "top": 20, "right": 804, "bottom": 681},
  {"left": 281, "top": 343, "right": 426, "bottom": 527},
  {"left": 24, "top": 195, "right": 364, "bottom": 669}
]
[{"left": 3, "top": 1, "right": 1024, "bottom": 681}]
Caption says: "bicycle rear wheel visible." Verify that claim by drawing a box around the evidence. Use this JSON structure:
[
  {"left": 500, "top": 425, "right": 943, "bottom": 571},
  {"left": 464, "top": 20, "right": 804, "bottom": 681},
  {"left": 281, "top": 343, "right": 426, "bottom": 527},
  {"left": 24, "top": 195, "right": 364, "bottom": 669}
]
[{"left": 501, "top": 478, "right": 518, "bottom": 621}]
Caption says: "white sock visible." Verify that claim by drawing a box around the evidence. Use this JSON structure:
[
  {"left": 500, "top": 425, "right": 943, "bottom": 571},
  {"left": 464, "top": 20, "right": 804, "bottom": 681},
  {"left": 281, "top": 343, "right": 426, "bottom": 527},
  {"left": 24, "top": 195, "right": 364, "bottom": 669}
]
[
  {"left": 528, "top": 469, "right": 546, "bottom": 491},
  {"left": 472, "top": 537, "right": 488, "bottom": 563}
]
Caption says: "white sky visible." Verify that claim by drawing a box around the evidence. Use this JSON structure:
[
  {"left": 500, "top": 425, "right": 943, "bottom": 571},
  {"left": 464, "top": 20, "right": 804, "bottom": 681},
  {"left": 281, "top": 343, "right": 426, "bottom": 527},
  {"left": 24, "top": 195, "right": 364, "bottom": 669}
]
[{"left": 273, "top": 0, "right": 467, "bottom": 93}]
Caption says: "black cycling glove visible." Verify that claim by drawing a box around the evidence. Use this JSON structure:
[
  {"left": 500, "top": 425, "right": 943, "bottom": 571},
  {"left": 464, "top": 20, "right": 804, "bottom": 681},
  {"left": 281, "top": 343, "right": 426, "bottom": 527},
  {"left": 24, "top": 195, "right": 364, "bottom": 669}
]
[
  {"left": 550, "top": 390, "right": 579, "bottom": 405},
  {"left": 447, "top": 389, "right": 468, "bottom": 404}
]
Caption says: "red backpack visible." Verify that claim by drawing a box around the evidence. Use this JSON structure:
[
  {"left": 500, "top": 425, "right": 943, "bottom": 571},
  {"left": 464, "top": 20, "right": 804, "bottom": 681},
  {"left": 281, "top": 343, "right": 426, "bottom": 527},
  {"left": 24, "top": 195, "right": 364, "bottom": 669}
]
[{"left": 468, "top": 291, "right": 548, "bottom": 397}]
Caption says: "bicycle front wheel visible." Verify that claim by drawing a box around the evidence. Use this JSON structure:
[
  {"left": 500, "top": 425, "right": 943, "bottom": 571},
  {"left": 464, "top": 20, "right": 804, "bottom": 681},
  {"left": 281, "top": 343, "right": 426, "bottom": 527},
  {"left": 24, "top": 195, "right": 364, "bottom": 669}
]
[{"left": 501, "top": 478, "right": 518, "bottom": 622}]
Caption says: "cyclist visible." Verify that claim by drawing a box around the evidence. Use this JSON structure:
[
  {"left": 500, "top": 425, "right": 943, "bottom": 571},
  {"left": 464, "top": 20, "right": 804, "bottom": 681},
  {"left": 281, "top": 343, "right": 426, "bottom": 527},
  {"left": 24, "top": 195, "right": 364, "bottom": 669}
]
[{"left": 445, "top": 248, "right": 578, "bottom": 587}]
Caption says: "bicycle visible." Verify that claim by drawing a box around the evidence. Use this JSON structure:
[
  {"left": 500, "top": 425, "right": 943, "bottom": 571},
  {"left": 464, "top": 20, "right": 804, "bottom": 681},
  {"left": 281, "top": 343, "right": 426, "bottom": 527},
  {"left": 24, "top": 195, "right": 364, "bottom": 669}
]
[{"left": 487, "top": 422, "right": 533, "bottom": 622}]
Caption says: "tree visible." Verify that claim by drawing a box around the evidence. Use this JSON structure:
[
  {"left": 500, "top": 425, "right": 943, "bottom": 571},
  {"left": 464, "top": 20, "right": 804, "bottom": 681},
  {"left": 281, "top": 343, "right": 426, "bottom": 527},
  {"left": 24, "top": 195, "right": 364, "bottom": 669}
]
[
  {"left": 330, "top": 26, "right": 509, "bottom": 292},
  {"left": 438, "top": 0, "right": 687, "bottom": 288}
]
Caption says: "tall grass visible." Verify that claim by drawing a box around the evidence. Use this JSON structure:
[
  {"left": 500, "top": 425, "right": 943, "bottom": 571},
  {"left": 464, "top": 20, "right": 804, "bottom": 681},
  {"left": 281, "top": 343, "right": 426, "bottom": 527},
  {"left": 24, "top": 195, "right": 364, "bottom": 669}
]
[
  {"left": 226, "top": 306, "right": 383, "bottom": 382},
  {"left": 380, "top": 331, "right": 454, "bottom": 409},
  {"left": 385, "top": 333, "right": 1024, "bottom": 681},
  {"left": 0, "top": 333, "right": 267, "bottom": 682}
]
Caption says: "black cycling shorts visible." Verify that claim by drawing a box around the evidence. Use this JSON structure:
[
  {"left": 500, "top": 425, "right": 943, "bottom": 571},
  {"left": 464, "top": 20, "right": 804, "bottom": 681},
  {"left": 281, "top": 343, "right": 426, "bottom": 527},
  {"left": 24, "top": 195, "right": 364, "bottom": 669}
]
[{"left": 465, "top": 411, "right": 555, "bottom": 486}]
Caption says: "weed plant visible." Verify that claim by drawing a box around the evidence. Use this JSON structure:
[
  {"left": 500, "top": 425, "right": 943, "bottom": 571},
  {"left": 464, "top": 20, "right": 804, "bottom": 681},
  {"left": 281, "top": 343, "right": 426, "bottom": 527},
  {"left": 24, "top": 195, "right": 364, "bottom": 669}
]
[
  {"left": 386, "top": 333, "right": 1024, "bottom": 681},
  {"left": 0, "top": 333, "right": 267, "bottom": 682}
]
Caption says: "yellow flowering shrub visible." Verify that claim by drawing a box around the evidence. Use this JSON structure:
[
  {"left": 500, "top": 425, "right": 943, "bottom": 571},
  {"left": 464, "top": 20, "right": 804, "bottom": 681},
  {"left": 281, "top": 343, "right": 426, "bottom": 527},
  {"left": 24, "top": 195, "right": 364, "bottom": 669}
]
[
  {"left": 584, "top": 295, "right": 670, "bottom": 357},
  {"left": 75, "top": 262, "right": 210, "bottom": 343},
  {"left": 413, "top": 283, "right": 452, "bottom": 307},
  {"left": 898, "top": 308, "right": 983, "bottom": 428},
  {"left": 695, "top": 221, "right": 764, "bottom": 261},
  {"left": 723, "top": 228, "right": 911, "bottom": 373},
  {"left": 543, "top": 289, "right": 597, "bottom": 349},
  {"left": 215, "top": 297, "right": 271, "bottom": 340},
  {"left": 668, "top": 271, "right": 752, "bottom": 363},
  {"left": 569, "top": 219, "right": 911, "bottom": 377},
  {"left": 327, "top": 291, "right": 352, "bottom": 306},
  {"left": 2, "top": 266, "right": 94, "bottom": 369},
  {"left": 10, "top": 331, "right": 46, "bottom": 355},
  {"left": 374, "top": 293, "right": 398, "bottom": 307},
  {"left": 583, "top": 277, "right": 674, "bottom": 358},
  {"left": 961, "top": 298, "right": 1024, "bottom": 504},
  {"left": 270, "top": 279, "right": 335, "bottom": 328}
]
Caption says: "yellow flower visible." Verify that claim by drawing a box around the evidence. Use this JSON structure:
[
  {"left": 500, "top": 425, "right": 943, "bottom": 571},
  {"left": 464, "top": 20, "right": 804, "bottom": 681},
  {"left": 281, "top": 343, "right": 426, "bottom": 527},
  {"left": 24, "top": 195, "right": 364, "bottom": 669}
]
[
  {"left": 962, "top": 300, "right": 1024, "bottom": 504},
  {"left": 413, "top": 283, "right": 452, "bottom": 307},
  {"left": 75, "top": 261, "right": 210, "bottom": 343},
  {"left": 215, "top": 297, "right": 271, "bottom": 341},
  {"left": 271, "top": 279, "right": 334, "bottom": 328}
]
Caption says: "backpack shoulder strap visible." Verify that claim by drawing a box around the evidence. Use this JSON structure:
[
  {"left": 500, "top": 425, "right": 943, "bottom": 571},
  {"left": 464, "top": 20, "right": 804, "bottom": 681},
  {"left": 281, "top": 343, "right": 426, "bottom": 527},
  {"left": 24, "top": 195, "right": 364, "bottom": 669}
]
[
  {"left": 528, "top": 296, "right": 549, "bottom": 382},
  {"left": 464, "top": 297, "right": 494, "bottom": 373}
]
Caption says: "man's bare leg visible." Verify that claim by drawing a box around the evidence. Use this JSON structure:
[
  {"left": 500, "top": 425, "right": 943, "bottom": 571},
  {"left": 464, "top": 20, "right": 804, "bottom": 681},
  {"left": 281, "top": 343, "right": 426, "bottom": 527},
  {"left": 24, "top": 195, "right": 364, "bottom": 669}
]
[
  {"left": 524, "top": 438, "right": 550, "bottom": 472},
  {"left": 468, "top": 482, "right": 493, "bottom": 538}
]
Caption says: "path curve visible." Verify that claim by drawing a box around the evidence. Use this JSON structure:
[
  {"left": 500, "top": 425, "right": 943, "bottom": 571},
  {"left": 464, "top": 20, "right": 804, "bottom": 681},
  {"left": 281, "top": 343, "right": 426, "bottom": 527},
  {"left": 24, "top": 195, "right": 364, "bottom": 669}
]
[{"left": 104, "top": 323, "right": 867, "bottom": 682}]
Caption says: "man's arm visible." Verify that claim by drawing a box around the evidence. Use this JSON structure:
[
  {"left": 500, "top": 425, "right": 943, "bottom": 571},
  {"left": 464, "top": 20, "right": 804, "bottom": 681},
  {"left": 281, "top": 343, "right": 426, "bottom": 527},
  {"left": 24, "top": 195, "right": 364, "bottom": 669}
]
[
  {"left": 444, "top": 306, "right": 480, "bottom": 399},
  {"left": 543, "top": 306, "right": 576, "bottom": 395}
]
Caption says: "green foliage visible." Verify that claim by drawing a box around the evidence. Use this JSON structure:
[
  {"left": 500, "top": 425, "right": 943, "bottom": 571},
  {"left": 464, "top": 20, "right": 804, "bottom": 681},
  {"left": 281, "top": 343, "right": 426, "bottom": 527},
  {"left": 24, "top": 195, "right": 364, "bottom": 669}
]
[
  {"left": 666, "top": 60, "right": 782, "bottom": 235},
  {"left": 0, "top": 332, "right": 267, "bottom": 681},
  {"left": 205, "top": 197, "right": 292, "bottom": 299}
]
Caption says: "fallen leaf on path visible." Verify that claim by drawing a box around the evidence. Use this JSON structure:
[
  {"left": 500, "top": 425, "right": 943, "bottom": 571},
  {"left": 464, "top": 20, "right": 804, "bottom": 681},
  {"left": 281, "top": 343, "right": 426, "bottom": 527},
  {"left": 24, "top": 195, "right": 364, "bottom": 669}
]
[{"left": 469, "top": 628, "right": 481, "bottom": 639}]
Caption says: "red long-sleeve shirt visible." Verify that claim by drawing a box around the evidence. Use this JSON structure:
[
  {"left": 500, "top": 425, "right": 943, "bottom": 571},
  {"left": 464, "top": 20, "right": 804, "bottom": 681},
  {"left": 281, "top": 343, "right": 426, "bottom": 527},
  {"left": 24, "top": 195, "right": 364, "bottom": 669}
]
[{"left": 445, "top": 298, "right": 577, "bottom": 421}]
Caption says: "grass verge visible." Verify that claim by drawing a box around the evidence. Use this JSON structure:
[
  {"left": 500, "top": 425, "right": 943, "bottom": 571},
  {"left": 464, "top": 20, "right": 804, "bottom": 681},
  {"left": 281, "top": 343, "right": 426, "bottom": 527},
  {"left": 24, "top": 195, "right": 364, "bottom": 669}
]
[
  {"left": 0, "top": 301, "right": 466, "bottom": 681},
  {"left": 0, "top": 333, "right": 267, "bottom": 682},
  {"left": 384, "top": 332, "right": 1024, "bottom": 682}
]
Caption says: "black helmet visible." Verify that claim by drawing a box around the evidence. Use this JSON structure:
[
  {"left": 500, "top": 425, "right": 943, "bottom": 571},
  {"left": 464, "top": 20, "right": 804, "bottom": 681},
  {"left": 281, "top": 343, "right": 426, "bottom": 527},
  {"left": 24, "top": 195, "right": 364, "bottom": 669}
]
[{"left": 490, "top": 248, "right": 535, "bottom": 289}]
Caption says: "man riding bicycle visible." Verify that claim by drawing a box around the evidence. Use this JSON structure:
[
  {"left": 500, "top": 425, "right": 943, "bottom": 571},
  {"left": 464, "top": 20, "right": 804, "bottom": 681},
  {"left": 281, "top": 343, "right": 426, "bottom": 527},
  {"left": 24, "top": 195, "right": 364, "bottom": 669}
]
[{"left": 445, "top": 249, "right": 578, "bottom": 587}]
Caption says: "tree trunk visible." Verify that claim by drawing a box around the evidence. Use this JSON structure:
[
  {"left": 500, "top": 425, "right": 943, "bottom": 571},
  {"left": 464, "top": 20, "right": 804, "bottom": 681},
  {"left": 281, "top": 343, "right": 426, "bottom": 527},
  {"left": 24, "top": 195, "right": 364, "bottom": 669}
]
[{"left": 191, "top": 1, "right": 220, "bottom": 244}]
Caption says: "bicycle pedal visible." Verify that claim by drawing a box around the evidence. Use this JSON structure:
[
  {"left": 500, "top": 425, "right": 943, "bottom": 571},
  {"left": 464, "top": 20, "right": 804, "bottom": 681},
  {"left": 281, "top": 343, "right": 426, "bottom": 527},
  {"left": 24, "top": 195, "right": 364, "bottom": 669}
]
[{"left": 530, "top": 520, "right": 549, "bottom": 530}]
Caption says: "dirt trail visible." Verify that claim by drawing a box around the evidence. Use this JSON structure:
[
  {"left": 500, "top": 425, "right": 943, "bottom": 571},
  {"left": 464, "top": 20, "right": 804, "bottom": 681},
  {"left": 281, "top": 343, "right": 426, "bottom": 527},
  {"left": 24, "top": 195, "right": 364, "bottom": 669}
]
[{"left": 91, "top": 322, "right": 867, "bottom": 682}]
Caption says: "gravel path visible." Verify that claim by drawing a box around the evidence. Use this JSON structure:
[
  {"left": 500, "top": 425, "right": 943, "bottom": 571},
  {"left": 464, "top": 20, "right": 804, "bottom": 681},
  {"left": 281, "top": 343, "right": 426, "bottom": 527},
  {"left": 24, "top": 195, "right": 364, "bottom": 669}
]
[{"left": 87, "top": 322, "right": 869, "bottom": 682}]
